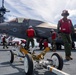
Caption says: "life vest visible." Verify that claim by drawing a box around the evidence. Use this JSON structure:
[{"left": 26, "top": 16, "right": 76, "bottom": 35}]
[
  {"left": 59, "top": 19, "right": 72, "bottom": 34},
  {"left": 27, "top": 28, "right": 35, "bottom": 38},
  {"left": 43, "top": 41, "right": 48, "bottom": 48},
  {"left": 52, "top": 32, "right": 56, "bottom": 40},
  {"left": 2, "top": 37, "right": 6, "bottom": 42}
]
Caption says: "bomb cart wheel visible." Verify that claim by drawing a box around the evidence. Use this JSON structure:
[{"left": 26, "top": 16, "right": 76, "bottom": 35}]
[
  {"left": 24, "top": 54, "right": 33, "bottom": 75},
  {"left": 10, "top": 50, "right": 14, "bottom": 63},
  {"left": 51, "top": 53, "right": 63, "bottom": 70}
]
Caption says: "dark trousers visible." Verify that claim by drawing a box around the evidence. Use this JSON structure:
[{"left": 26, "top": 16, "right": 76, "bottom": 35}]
[
  {"left": 26, "top": 38, "right": 34, "bottom": 49},
  {"left": 3, "top": 42, "right": 8, "bottom": 49},
  {"left": 51, "top": 39, "right": 56, "bottom": 51},
  {"left": 60, "top": 33, "right": 72, "bottom": 57}
]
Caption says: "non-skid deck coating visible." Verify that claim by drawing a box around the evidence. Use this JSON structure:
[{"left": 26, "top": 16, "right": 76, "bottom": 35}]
[{"left": 0, "top": 46, "right": 76, "bottom": 75}]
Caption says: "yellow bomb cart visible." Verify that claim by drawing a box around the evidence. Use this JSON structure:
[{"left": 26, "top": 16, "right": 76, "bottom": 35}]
[{"left": 9, "top": 44, "right": 70, "bottom": 75}]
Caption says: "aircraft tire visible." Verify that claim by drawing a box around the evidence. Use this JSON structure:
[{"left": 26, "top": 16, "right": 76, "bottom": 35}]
[
  {"left": 24, "top": 54, "right": 33, "bottom": 75},
  {"left": 10, "top": 50, "right": 14, "bottom": 63},
  {"left": 51, "top": 53, "right": 63, "bottom": 70}
]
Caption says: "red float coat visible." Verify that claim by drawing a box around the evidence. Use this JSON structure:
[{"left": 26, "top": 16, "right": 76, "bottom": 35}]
[
  {"left": 43, "top": 41, "right": 48, "bottom": 48},
  {"left": 26, "top": 28, "right": 35, "bottom": 38},
  {"left": 51, "top": 32, "right": 56, "bottom": 40},
  {"left": 59, "top": 19, "right": 72, "bottom": 34}
]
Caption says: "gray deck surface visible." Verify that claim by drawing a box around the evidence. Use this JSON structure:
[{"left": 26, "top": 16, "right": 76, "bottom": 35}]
[{"left": 0, "top": 46, "right": 76, "bottom": 75}]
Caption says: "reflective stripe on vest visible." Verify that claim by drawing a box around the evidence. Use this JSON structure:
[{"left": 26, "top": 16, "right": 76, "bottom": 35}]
[{"left": 59, "top": 19, "right": 72, "bottom": 34}]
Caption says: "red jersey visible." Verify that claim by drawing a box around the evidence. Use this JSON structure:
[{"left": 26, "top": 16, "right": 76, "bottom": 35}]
[
  {"left": 2, "top": 37, "right": 6, "bottom": 42},
  {"left": 51, "top": 32, "right": 56, "bottom": 40},
  {"left": 59, "top": 19, "right": 72, "bottom": 34},
  {"left": 26, "top": 28, "right": 35, "bottom": 38},
  {"left": 43, "top": 41, "right": 48, "bottom": 48}
]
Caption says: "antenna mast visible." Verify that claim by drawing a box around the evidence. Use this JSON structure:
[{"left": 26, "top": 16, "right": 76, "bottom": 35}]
[{"left": 2, "top": 0, "right": 4, "bottom": 7}]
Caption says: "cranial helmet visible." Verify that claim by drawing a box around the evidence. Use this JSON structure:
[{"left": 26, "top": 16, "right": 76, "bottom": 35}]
[
  {"left": 29, "top": 25, "right": 32, "bottom": 28},
  {"left": 61, "top": 10, "right": 69, "bottom": 16}
]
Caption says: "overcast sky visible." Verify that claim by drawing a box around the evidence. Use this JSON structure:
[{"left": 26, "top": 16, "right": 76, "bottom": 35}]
[{"left": 0, "top": 0, "right": 76, "bottom": 25}]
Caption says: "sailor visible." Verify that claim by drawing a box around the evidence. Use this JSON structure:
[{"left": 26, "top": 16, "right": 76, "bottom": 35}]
[
  {"left": 57, "top": 10, "right": 74, "bottom": 60},
  {"left": 43, "top": 39, "right": 48, "bottom": 49},
  {"left": 39, "top": 38, "right": 44, "bottom": 50},
  {"left": 26, "top": 26, "right": 36, "bottom": 50},
  {"left": 50, "top": 29, "right": 57, "bottom": 52},
  {"left": 20, "top": 40, "right": 26, "bottom": 48},
  {"left": 2, "top": 36, "right": 8, "bottom": 49}
]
